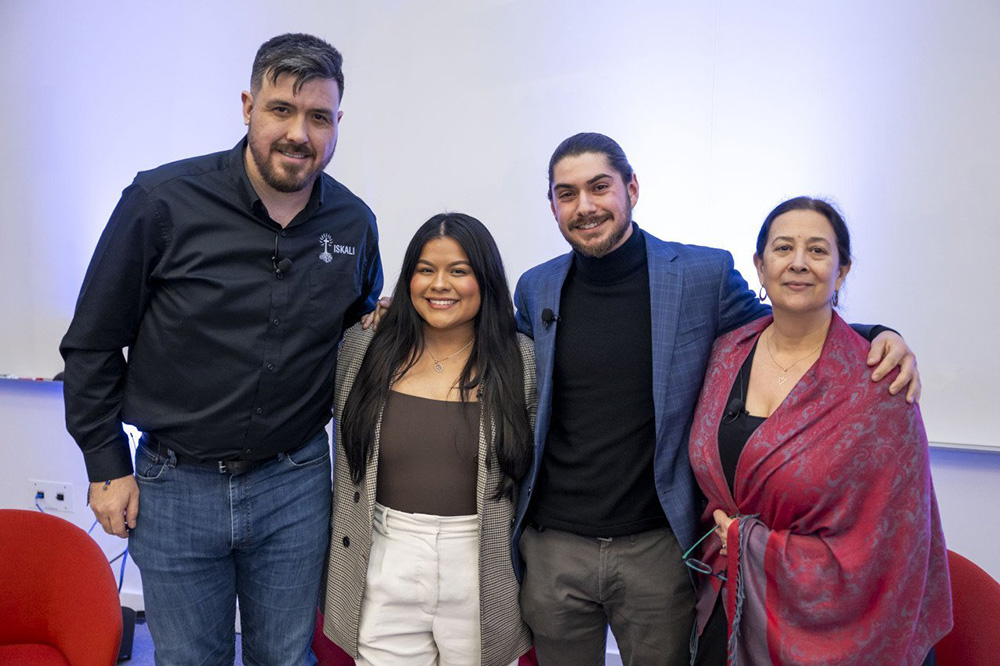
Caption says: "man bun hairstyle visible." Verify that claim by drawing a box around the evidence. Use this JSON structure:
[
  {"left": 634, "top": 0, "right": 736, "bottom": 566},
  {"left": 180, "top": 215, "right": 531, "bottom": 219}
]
[{"left": 547, "top": 132, "right": 634, "bottom": 200}]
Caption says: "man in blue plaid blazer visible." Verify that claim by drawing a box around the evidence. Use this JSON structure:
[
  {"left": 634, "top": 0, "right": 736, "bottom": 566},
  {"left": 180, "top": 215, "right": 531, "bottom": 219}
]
[{"left": 510, "top": 133, "right": 917, "bottom": 665}]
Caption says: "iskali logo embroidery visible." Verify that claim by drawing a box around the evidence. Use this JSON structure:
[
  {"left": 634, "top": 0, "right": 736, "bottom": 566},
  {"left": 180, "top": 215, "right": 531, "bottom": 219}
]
[
  {"left": 319, "top": 234, "right": 334, "bottom": 263},
  {"left": 318, "top": 234, "right": 356, "bottom": 263}
]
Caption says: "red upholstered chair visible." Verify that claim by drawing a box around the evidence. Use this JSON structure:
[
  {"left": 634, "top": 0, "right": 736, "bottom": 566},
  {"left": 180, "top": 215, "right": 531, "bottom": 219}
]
[
  {"left": 519, "top": 646, "right": 540, "bottom": 665},
  {"left": 0, "top": 509, "right": 122, "bottom": 666},
  {"left": 935, "top": 549, "right": 1000, "bottom": 666},
  {"left": 312, "top": 609, "right": 358, "bottom": 665}
]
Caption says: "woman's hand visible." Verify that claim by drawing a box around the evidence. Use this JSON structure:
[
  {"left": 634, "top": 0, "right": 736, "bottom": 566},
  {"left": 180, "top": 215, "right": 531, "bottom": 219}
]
[
  {"left": 713, "top": 509, "right": 736, "bottom": 554},
  {"left": 360, "top": 296, "right": 392, "bottom": 330}
]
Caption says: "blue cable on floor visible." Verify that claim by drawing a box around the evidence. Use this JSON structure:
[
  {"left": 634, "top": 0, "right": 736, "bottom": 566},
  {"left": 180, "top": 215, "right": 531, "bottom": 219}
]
[{"left": 118, "top": 544, "right": 129, "bottom": 592}]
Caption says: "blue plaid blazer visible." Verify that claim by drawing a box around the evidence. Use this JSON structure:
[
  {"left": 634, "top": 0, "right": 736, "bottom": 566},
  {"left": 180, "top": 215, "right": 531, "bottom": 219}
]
[{"left": 510, "top": 227, "right": 769, "bottom": 581}]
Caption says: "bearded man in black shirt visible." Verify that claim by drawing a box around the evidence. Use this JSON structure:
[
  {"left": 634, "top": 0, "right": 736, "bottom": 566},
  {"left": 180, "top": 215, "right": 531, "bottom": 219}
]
[{"left": 61, "top": 33, "right": 382, "bottom": 664}]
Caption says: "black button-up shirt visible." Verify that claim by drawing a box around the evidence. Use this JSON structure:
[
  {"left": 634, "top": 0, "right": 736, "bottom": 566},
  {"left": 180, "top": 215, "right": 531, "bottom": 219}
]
[{"left": 61, "top": 139, "right": 383, "bottom": 481}]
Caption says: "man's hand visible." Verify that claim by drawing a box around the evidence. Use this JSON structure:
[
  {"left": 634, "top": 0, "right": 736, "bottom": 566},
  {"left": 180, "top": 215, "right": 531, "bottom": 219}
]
[
  {"left": 867, "top": 330, "right": 921, "bottom": 403},
  {"left": 360, "top": 296, "right": 392, "bottom": 330},
  {"left": 89, "top": 475, "right": 139, "bottom": 538}
]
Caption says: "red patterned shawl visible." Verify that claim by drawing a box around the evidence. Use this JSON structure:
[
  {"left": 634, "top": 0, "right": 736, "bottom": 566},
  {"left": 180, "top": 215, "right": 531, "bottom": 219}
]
[{"left": 688, "top": 314, "right": 952, "bottom": 665}]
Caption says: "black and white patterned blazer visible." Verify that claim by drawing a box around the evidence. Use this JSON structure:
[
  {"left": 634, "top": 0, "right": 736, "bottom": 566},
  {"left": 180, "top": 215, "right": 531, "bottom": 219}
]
[{"left": 323, "top": 323, "right": 536, "bottom": 665}]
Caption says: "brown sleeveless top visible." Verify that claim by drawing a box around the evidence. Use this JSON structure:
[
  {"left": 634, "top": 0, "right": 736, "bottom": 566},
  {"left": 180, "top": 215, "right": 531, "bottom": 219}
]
[{"left": 374, "top": 390, "right": 480, "bottom": 516}]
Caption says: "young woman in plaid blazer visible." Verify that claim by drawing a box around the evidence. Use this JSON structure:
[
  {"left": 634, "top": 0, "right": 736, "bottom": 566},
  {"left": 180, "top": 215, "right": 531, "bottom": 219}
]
[{"left": 323, "top": 213, "right": 536, "bottom": 666}]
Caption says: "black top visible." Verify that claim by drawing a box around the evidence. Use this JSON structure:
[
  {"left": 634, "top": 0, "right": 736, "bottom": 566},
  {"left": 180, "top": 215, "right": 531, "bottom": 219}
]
[
  {"left": 529, "top": 225, "right": 669, "bottom": 537},
  {"left": 715, "top": 327, "right": 892, "bottom": 495},
  {"left": 717, "top": 342, "right": 766, "bottom": 495},
  {"left": 376, "top": 391, "right": 479, "bottom": 516},
  {"left": 61, "top": 139, "right": 383, "bottom": 481}
]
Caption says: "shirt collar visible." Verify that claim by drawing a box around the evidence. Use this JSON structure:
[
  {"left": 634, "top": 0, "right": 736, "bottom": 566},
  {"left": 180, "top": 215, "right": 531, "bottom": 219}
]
[{"left": 228, "top": 136, "right": 325, "bottom": 225}]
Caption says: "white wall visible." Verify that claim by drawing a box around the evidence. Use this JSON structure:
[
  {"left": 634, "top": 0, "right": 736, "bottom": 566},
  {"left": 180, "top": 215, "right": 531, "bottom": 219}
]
[
  {"left": 0, "top": 381, "right": 143, "bottom": 607},
  {"left": 1, "top": 0, "right": 998, "bottom": 601}
]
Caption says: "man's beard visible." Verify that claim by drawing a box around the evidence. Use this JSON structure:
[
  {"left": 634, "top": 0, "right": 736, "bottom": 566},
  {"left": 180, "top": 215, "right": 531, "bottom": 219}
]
[
  {"left": 247, "top": 124, "right": 334, "bottom": 193},
  {"left": 566, "top": 201, "right": 633, "bottom": 258}
]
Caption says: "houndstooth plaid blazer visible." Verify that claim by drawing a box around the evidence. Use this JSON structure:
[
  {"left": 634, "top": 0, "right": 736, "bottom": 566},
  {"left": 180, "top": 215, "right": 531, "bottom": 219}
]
[{"left": 323, "top": 323, "right": 535, "bottom": 665}]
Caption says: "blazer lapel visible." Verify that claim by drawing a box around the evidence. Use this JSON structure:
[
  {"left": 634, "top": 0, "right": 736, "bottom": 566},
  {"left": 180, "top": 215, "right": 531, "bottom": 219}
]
[
  {"left": 646, "top": 233, "right": 681, "bottom": 443},
  {"left": 333, "top": 325, "right": 383, "bottom": 527},
  {"left": 476, "top": 401, "right": 491, "bottom": 518},
  {"left": 531, "top": 255, "right": 572, "bottom": 469}
]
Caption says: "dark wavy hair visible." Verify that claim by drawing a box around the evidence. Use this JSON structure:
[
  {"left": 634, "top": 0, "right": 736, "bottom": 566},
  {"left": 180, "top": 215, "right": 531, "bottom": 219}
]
[
  {"left": 251, "top": 33, "right": 345, "bottom": 98},
  {"left": 340, "top": 213, "right": 532, "bottom": 500},
  {"left": 756, "top": 196, "right": 853, "bottom": 267}
]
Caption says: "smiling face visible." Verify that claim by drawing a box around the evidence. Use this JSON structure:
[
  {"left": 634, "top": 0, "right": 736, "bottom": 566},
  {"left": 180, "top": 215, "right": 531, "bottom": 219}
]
[
  {"left": 754, "top": 209, "right": 851, "bottom": 316},
  {"left": 550, "top": 152, "right": 639, "bottom": 258},
  {"left": 242, "top": 72, "right": 342, "bottom": 195},
  {"left": 409, "top": 236, "right": 481, "bottom": 335}
]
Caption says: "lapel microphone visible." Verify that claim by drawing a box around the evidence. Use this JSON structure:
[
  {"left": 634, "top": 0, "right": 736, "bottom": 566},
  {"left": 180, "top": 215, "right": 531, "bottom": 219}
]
[
  {"left": 723, "top": 397, "right": 745, "bottom": 423},
  {"left": 272, "top": 234, "right": 293, "bottom": 279},
  {"left": 272, "top": 256, "right": 293, "bottom": 279},
  {"left": 722, "top": 362, "right": 748, "bottom": 424},
  {"left": 541, "top": 308, "right": 559, "bottom": 329}
]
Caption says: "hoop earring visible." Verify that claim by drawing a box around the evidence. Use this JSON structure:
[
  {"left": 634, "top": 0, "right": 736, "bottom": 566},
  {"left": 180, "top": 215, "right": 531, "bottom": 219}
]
[
  {"left": 833, "top": 289, "right": 839, "bottom": 307},
  {"left": 758, "top": 286, "right": 767, "bottom": 302}
]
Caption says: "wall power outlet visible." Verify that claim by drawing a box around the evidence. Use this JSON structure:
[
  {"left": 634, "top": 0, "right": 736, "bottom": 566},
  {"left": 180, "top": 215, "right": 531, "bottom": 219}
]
[{"left": 32, "top": 480, "right": 73, "bottom": 513}]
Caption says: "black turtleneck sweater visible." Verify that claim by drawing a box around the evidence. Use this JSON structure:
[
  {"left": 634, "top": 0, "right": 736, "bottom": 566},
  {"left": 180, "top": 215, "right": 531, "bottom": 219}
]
[{"left": 528, "top": 225, "right": 668, "bottom": 537}]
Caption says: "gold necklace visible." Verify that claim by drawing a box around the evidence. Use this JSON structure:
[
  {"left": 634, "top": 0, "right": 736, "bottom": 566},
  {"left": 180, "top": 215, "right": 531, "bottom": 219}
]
[
  {"left": 426, "top": 338, "right": 474, "bottom": 373},
  {"left": 764, "top": 330, "right": 823, "bottom": 385}
]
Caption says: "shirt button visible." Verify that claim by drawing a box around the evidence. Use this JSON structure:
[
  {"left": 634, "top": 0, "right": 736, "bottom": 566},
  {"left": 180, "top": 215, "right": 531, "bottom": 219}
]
[
  {"left": 280, "top": 231, "right": 287, "bottom": 237},
  {"left": 245, "top": 448, "right": 252, "bottom": 454},
  {"left": 272, "top": 318, "right": 280, "bottom": 326},
  {"left": 342, "top": 536, "right": 350, "bottom": 547},
  {"left": 266, "top": 363, "right": 275, "bottom": 371},
  {"left": 255, "top": 407, "right": 263, "bottom": 415},
  {"left": 353, "top": 491, "right": 360, "bottom": 503}
]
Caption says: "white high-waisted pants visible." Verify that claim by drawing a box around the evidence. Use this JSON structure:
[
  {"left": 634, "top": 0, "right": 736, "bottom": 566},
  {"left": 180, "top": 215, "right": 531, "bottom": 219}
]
[{"left": 355, "top": 503, "right": 481, "bottom": 666}]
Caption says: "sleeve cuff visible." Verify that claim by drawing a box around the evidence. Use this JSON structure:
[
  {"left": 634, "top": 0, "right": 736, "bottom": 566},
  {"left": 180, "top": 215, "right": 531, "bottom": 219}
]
[
  {"left": 867, "top": 324, "right": 898, "bottom": 339},
  {"left": 83, "top": 439, "right": 135, "bottom": 482}
]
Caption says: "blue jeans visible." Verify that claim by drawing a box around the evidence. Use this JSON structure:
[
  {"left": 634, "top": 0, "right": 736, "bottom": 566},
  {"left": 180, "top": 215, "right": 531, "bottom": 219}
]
[{"left": 129, "top": 430, "right": 331, "bottom": 666}]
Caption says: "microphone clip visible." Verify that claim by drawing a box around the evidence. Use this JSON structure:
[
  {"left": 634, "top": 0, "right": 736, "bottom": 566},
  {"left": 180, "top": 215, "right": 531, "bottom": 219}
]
[{"left": 272, "top": 255, "right": 293, "bottom": 279}]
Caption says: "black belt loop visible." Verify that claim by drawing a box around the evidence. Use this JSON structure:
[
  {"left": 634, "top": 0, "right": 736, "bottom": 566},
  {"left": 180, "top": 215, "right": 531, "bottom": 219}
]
[{"left": 139, "top": 433, "right": 177, "bottom": 466}]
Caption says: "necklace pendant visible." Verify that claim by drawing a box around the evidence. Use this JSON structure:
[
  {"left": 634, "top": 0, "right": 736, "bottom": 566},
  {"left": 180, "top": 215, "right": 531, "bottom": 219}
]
[
  {"left": 433, "top": 362, "right": 444, "bottom": 373},
  {"left": 777, "top": 374, "right": 787, "bottom": 385}
]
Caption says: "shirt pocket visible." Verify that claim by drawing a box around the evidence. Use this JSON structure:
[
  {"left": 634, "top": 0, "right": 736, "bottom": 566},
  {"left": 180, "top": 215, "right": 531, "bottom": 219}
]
[{"left": 306, "top": 262, "right": 362, "bottom": 337}]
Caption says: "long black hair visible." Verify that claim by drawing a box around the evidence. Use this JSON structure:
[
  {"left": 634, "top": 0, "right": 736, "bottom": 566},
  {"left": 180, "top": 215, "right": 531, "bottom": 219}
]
[{"left": 340, "top": 212, "right": 532, "bottom": 500}]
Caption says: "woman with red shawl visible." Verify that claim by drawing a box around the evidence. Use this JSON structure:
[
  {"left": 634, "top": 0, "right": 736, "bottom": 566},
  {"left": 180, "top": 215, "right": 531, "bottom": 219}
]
[{"left": 689, "top": 197, "right": 951, "bottom": 665}]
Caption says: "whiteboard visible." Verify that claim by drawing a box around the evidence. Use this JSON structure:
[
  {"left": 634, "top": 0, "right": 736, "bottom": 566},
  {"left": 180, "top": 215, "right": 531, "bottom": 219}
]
[{"left": 0, "top": 0, "right": 996, "bottom": 451}]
